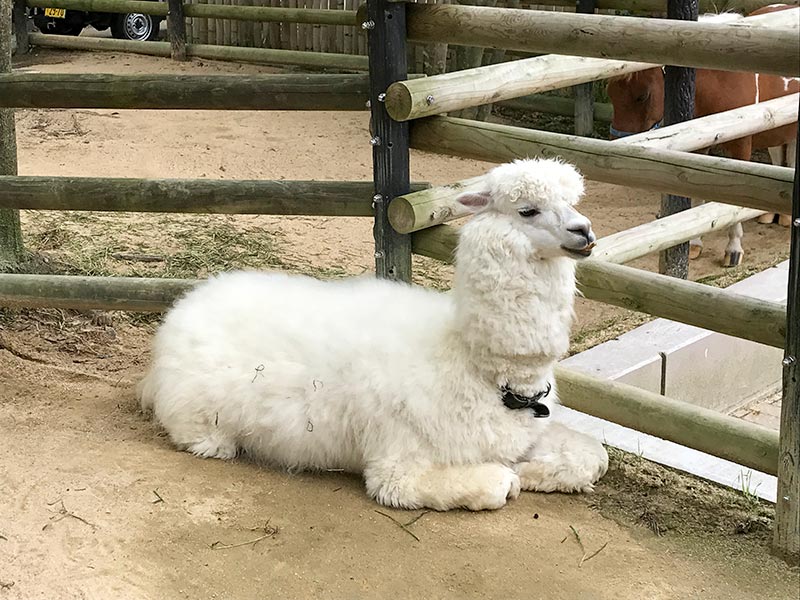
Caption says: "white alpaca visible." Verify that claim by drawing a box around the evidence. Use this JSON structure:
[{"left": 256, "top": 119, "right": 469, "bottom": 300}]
[{"left": 138, "top": 158, "right": 608, "bottom": 511}]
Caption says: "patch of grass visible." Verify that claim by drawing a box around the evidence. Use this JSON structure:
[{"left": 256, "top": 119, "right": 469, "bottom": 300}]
[
  {"left": 593, "top": 447, "right": 774, "bottom": 548},
  {"left": 22, "top": 212, "right": 283, "bottom": 280},
  {"left": 738, "top": 470, "right": 762, "bottom": 508},
  {"left": 693, "top": 250, "right": 789, "bottom": 289}
]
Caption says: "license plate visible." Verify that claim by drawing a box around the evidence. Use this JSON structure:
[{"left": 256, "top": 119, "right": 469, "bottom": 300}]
[{"left": 44, "top": 8, "right": 66, "bottom": 18}]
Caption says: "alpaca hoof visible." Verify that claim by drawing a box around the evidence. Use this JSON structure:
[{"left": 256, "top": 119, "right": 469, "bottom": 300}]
[
  {"left": 778, "top": 214, "right": 793, "bottom": 227},
  {"left": 723, "top": 250, "right": 743, "bottom": 268},
  {"left": 516, "top": 436, "right": 608, "bottom": 494},
  {"left": 186, "top": 437, "right": 238, "bottom": 460},
  {"left": 688, "top": 244, "right": 703, "bottom": 260},
  {"left": 464, "top": 466, "right": 520, "bottom": 511},
  {"left": 757, "top": 213, "right": 776, "bottom": 225}
]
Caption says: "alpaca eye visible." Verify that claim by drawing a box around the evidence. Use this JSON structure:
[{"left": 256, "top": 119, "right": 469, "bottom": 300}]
[{"left": 518, "top": 207, "right": 540, "bottom": 218}]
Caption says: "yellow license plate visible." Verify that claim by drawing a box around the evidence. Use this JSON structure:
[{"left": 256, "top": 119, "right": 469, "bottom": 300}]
[{"left": 44, "top": 8, "right": 67, "bottom": 18}]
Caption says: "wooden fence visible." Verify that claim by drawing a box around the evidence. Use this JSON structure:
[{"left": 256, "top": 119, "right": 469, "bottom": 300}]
[{"left": 2, "top": 0, "right": 799, "bottom": 563}]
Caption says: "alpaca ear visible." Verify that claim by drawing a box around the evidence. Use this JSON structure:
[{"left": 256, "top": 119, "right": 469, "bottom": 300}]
[{"left": 456, "top": 191, "right": 492, "bottom": 212}]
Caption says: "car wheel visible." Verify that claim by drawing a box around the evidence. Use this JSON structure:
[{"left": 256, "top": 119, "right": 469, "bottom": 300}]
[{"left": 111, "top": 13, "right": 160, "bottom": 41}]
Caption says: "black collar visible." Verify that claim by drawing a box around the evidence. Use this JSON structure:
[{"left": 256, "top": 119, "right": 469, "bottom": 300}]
[{"left": 500, "top": 382, "right": 551, "bottom": 418}]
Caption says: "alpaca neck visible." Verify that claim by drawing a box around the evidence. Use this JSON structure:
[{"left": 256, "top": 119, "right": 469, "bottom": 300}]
[{"left": 451, "top": 216, "right": 577, "bottom": 389}]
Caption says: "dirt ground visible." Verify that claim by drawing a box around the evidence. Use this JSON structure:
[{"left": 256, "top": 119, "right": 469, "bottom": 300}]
[{"left": 1, "top": 49, "right": 798, "bottom": 598}]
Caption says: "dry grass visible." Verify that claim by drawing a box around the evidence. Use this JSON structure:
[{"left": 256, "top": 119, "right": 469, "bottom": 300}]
[{"left": 22, "top": 211, "right": 283, "bottom": 280}]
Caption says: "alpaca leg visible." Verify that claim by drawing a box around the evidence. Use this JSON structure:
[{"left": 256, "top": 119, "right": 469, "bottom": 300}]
[
  {"left": 723, "top": 222, "right": 745, "bottom": 268},
  {"left": 185, "top": 431, "right": 238, "bottom": 460},
  {"left": 158, "top": 407, "right": 238, "bottom": 460},
  {"left": 364, "top": 460, "right": 521, "bottom": 511},
  {"left": 514, "top": 422, "right": 608, "bottom": 494}
]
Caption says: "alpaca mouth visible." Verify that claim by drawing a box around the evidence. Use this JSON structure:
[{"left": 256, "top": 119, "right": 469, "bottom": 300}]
[{"left": 561, "top": 242, "right": 595, "bottom": 258}]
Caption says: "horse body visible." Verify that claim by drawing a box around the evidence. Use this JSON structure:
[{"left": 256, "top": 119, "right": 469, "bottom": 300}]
[{"left": 607, "top": 4, "right": 799, "bottom": 265}]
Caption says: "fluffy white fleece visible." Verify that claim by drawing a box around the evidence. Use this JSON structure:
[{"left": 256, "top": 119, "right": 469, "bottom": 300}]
[{"left": 138, "top": 158, "right": 609, "bottom": 511}]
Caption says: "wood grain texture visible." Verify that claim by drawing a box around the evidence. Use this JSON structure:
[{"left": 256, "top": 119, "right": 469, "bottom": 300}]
[
  {"left": 0, "top": 274, "right": 197, "bottom": 312},
  {"left": 0, "top": 177, "right": 429, "bottom": 215},
  {"left": 404, "top": 4, "right": 800, "bottom": 76},
  {"left": 392, "top": 109, "right": 794, "bottom": 234},
  {"left": 0, "top": 0, "right": 23, "bottom": 265},
  {"left": 0, "top": 73, "right": 371, "bottom": 109},
  {"left": 590, "top": 203, "right": 765, "bottom": 264},
  {"left": 775, "top": 129, "right": 800, "bottom": 565},
  {"left": 167, "top": 0, "right": 188, "bottom": 61},
  {"left": 410, "top": 117, "right": 794, "bottom": 214},
  {"left": 386, "top": 54, "right": 654, "bottom": 121},
  {"left": 367, "top": 0, "right": 412, "bottom": 282}
]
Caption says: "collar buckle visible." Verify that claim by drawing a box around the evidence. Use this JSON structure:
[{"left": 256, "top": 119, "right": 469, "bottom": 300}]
[{"left": 500, "top": 382, "right": 552, "bottom": 418}]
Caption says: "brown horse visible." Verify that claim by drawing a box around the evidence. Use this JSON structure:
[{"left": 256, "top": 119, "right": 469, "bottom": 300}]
[{"left": 607, "top": 5, "right": 799, "bottom": 267}]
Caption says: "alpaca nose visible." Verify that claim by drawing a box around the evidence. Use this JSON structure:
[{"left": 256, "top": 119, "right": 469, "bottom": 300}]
[{"left": 568, "top": 223, "right": 596, "bottom": 245}]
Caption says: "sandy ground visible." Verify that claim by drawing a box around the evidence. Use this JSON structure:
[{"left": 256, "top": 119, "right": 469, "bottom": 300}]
[{"left": 1, "top": 49, "right": 798, "bottom": 598}]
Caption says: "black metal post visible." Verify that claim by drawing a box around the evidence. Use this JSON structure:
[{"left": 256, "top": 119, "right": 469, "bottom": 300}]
[
  {"left": 573, "top": 0, "right": 596, "bottom": 137},
  {"left": 366, "top": 0, "right": 412, "bottom": 282},
  {"left": 774, "top": 120, "right": 800, "bottom": 565},
  {"left": 659, "top": 0, "right": 697, "bottom": 279}
]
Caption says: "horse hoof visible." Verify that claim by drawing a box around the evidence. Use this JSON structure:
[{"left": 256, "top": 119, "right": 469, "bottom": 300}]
[
  {"left": 723, "top": 251, "right": 743, "bottom": 268},
  {"left": 757, "top": 213, "right": 777, "bottom": 225},
  {"left": 778, "top": 214, "right": 793, "bottom": 227},
  {"left": 689, "top": 245, "right": 703, "bottom": 260}
]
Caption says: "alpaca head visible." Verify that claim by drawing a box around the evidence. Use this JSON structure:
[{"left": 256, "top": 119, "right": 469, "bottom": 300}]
[{"left": 456, "top": 159, "right": 595, "bottom": 260}]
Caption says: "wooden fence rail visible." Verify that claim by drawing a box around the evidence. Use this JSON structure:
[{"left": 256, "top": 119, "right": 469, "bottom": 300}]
[
  {"left": 386, "top": 54, "right": 654, "bottom": 122},
  {"left": 0, "top": 73, "right": 371, "bottom": 109},
  {"left": 410, "top": 223, "right": 787, "bottom": 348},
  {"left": 0, "top": 274, "right": 197, "bottom": 312},
  {"left": 589, "top": 203, "right": 765, "bottom": 264},
  {"left": 555, "top": 365, "right": 779, "bottom": 476},
  {"left": 390, "top": 94, "right": 798, "bottom": 233},
  {"left": 0, "top": 177, "right": 428, "bottom": 215},
  {"left": 24, "top": 0, "right": 358, "bottom": 24},
  {"left": 409, "top": 117, "right": 793, "bottom": 219},
  {"left": 404, "top": 4, "right": 800, "bottom": 76},
  {"left": 27, "top": 32, "right": 371, "bottom": 69}
]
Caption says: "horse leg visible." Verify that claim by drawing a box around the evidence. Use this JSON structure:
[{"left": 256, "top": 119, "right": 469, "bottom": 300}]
[
  {"left": 720, "top": 138, "right": 752, "bottom": 267},
  {"left": 764, "top": 146, "right": 786, "bottom": 225},
  {"left": 723, "top": 222, "right": 745, "bottom": 268},
  {"left": 777, "top": 143, "right": 795, "bottom": 227}
]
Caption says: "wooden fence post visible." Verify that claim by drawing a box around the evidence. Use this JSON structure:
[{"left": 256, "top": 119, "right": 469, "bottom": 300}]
[
  {"left": 0, "top": 0, "right": 24, "bottom": 268},
  {"left": 573, "top": 0, "right": 596, "bottom": 136},
  {"left": 366, "top": 0, "right": 412, "bottom": 282},
  {"left": 775, "top": 125, "right": 800, "bottom": 566},
  {"left": 658, "top": 0, "right": 697, "bottom": 278},
  {"left": 12, "top": 0, "right": 27, "bottom": 56},
  {"left": 167, "top": 0, "right": 188, "bottom": 60}
]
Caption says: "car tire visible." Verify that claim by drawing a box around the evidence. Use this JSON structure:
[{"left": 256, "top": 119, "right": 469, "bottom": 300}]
[{"left": 110, "top": 13, "right": 161, "bottom": 41}]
